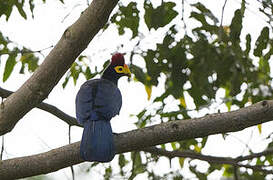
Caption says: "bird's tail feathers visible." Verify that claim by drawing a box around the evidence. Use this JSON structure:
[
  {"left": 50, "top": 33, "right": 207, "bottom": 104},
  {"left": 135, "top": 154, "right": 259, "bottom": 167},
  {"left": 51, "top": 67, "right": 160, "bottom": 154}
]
[{"left": 80, "top": 120, "right": 115, "bottom": 162}]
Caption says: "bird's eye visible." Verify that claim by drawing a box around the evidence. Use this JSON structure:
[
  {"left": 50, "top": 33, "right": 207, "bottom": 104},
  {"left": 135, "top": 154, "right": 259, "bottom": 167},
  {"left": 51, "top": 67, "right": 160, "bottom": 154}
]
[{"left": 114, "top": 66, "right": 124, "bottom": 73}]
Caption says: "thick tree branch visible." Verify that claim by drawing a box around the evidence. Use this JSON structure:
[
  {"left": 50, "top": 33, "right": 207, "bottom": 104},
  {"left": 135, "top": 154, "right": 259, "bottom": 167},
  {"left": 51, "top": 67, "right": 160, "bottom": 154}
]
[
  {"left": 0, "top": 87, "right": 80, "bottom": 127},
  {"left": 1, "top": 100, "right": 273, "bottom": 179},
  {"left": 0, "top": 0, "right": 118, "bottom": 135}
]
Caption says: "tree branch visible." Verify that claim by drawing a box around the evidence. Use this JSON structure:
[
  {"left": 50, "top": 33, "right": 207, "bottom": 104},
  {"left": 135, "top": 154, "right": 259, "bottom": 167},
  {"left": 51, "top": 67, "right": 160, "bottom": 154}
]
[
  {"left": 144, "top": 147, "right": 236, "bottom": 164},
  {"left": 143, "top": 147, "right": 273, "bottom": 174},
  {"left": 0, "top": 0, "right": 118, "bottom": 135},
  {"left": 1, "top": 100, "right": 273, "bottom": 179},
  {"left": 236, "top": 148, "right": 273, "bottom": 162},
  {"left": 0, "top": 87, "right": 81, "bottom": 127},
  {"left": 4, "top": 84, "right": 271, "bottom": 173}
]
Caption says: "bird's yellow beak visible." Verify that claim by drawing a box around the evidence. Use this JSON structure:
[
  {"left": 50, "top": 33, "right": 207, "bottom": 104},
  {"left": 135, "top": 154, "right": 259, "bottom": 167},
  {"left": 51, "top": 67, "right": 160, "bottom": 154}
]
[{"left": 123, "top": 64, "right": 131, "bottom": 78}]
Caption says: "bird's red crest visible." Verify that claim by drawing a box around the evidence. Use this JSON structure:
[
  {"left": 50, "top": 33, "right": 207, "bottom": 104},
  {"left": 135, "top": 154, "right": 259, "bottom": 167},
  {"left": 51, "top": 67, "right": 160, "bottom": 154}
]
[{"left": 111, "top": 53, "right": 125, "bottom": 65}]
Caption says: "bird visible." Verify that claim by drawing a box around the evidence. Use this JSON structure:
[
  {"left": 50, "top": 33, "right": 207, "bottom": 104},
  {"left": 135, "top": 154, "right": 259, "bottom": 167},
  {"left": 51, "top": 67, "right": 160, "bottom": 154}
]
[{"left": 75, "top": 53, "right": 131, "bottom": 162}]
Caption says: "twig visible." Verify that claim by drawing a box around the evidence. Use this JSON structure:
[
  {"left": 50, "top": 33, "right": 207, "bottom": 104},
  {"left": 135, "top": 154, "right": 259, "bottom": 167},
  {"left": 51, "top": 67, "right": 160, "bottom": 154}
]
[
  {"left": 181, "top": 0, "right": 187, "bottom": 34},
  {"left": 143, "top": 147, "right": 236, "bottom": 164},
  {"left": 0, "top": 87, "right": 80, "bottom": 127},
  {"left": 220, "top": 0, "right": 228, "bottom": 26},
  {"left": 69, "top": 125, "right": 75, "bottom": 180},
  {"left": 36, "top": 103, "right": 80, "bottom": 127},
  {"left": 0, "top": 136, "right": 4, "bottom": 160},
  {"left": 236, "top": 148, "right": 273, "bottom": 162},
  {"left": 234, "top": 165, "right": 238, "bottom": 180},
  {"left": 23, "top": 45, "right": 54, "bottom": 57},
  {"left": 61, "top": 4, "right": 82, "bottom": 23},
  {"left": 0, "top": 99, "right": 3, "bottom": 161},
  {"left": 69, "top": 126, "right": 72, "bottom": 144},
  {"left": 0, "top": 31, "right": 53, "bottom": 57},
  {"left": 22, "top": 45, "right": 54, "bottom": 54}
]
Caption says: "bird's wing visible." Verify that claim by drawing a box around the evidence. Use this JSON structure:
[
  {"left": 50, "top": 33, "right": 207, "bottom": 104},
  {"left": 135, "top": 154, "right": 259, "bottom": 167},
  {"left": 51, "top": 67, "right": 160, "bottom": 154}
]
[
  {"left": 93, "top": 80, "right": 122, "bottom": 119},
  {"left": 76, "top": 79, "right": 122, "bottom": 125}
]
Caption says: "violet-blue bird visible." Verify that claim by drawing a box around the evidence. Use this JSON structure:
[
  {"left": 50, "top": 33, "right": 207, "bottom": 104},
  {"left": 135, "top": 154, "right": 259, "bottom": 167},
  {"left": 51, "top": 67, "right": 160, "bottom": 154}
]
[{"left": 76, "top": 53, "right": 131, "bottom": 162}]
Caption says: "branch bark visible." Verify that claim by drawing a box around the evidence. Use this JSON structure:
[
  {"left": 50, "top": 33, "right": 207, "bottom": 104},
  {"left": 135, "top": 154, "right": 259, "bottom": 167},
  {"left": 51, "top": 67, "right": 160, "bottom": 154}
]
[
  {"left": 0, "top": 0, "right": 118, "bottom": 135},
  {"left": 1, "top": 100, "right": 273, "bottom": 179}
]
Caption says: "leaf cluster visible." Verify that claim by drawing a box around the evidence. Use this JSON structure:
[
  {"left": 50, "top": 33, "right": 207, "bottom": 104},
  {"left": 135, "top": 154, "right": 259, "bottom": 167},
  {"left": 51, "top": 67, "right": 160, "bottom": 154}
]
[
  {"left": 0, "top": 32, "right": 39, "bottom": 82},
  {"left": 0, "top": 0, "right": 63, "bottom": 20},
  {"left": 107, "top": 0, "right": 273, "bottom": 179}
]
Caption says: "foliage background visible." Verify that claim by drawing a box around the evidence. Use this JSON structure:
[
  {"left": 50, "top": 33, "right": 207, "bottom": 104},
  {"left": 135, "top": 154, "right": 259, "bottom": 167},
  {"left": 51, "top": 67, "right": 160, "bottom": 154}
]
[{"left": 0, "top": 0, "right": 272, "bottom": 179}]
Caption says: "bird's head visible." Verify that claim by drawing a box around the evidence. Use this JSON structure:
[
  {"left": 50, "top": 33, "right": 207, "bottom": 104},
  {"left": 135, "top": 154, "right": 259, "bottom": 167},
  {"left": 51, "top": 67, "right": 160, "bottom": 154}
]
[{"left": 102, "top": 53, "right": 131, "bottom": 84}]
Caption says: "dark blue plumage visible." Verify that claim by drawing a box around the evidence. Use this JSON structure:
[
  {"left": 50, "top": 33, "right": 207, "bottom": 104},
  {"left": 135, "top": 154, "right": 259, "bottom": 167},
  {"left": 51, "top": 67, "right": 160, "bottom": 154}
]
[{"left": 76, "top": 53, "right": 131, "bottom": 162}]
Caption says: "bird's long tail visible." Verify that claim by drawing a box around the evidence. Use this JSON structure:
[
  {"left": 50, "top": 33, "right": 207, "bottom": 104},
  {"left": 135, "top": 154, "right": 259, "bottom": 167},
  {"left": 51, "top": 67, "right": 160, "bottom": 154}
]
[{"left": 80, "top": 120, "right": 115, "bottom": 162}]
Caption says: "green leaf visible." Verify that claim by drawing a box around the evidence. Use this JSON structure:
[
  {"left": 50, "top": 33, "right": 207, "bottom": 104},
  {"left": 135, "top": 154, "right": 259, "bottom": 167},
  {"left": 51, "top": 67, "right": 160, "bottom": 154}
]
[
  {"left": 179, "top": 97, "right": 186, "bottom": 108},
  {"left": 230, "top": 10, "right": 243, "bottom": 43},
  {"left": 257, "top": 124, "right": 262, "bottom": 134},
  {"left": 189, "top": 165, "right": 207, "bottom": 179},
  {"left": 201, "top": 137, "right": 208, "bottom": 148},
  {"left": 131, "top": 152, "right": 145, "bottom": 176},
  {"left": 240, "top": 0, "right": 246, "bottom": 14},
  {"left": 62, "top": 57, "right": 102, "bottom": 88},
  {"left": 130, "top": 64, "right": 146, "bottom": 84},
  {"left": 20, "top": 53, "right": 39, "bottom": 73},
  {"left": 104, "top": 166, "right": 112, "bottom": 180},
  {"left": 171, "top": 142, "right": 177, "bottom": 150},
  {"left": 169, "top": 44, "right": 188, "bottom": 98},
  {"left": 0, "top": 32, "right": 9, "bottom": 46},
  {"left": 154, "top": 91, "right": 170, "bottom": 102},
  {"left": 110, "top": 2, "right": 139, "bottom": 38},
  {"left": 145, "top": 84, "right": 152, "bottom": 100},
  {"left": 103, "top": 60, "right": 110, "bottom": 69},
  {"left": 192, "top": 2, "right": 218, "bottom": 24},
  {"left": 245, "top": 34, "right": 251, "bottom": 55},
  {"left": 264, "top": 46, "right": 273, "bottom": 61},
  {"left": 70, "top": 62, "right": 81, "bottom": 85},
  {"left": 190, "top": 12, "right": 207, "bottom": 26},
  {"left": 137, "top": 109, "right": 147, "bottom": 120},
  {"left": 225, "top": 101, "right": 232, "bottom": 111},
  {"left": 259, "top": 56, "right": 270, "bottom": 73},
  {"left": 179, "top": 158, "right": 185, "bottom": 168},
  {"left": 188, "top": 86, "right": 207, "bottom": 108},
  {"left": 0, "top": 1, "right": 13, "bottom": 20},
  {"left": 84, "top": 67, "right": 92, "bottom": 79},
  {"left": 118, "top": 154, "right": 128, "bottom": 176},
  {"left": 15, "top": 1, "right": 27, "bottom": 19},
  {"left": 3, "top": 53, "right": 17, "bottom": 82},
  {"left": 62, "top": 76, "right": 69, "bottom": 88},
  {"left": 254, "top": 27, "right": 269, "bottom": 57},
  {"left": 144, "top": 1, "right": 178, "bottom": 30},
  {"left": 118, "top": 154, "right": 126, "bottom": 168},
  {"left": 0, "top": 0, "right": 56, "bottom": 20},
  {"left": 29, "top": 0, "right": 35, "bottom": 17},
  {"left": 144, "top": 50, "right": 162, "bottom": 86}
]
